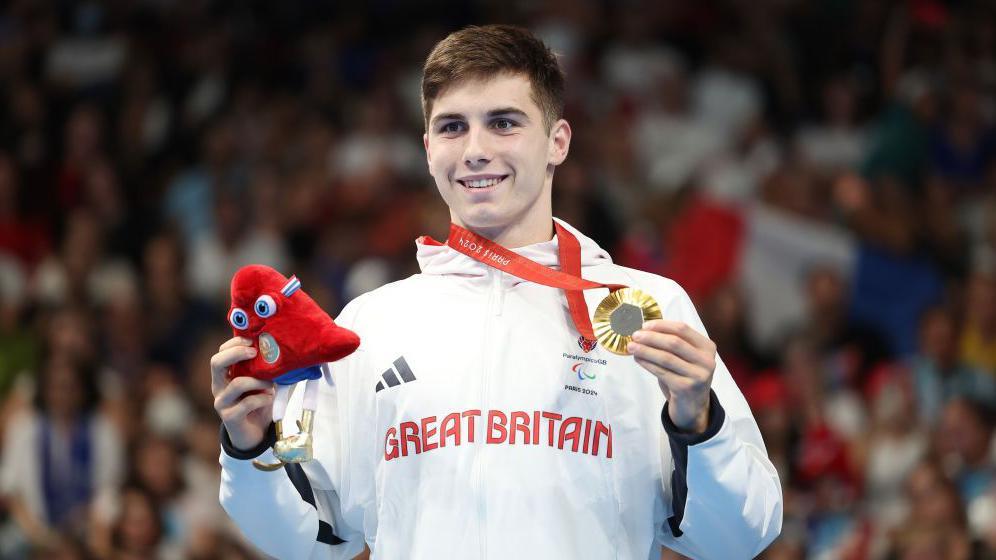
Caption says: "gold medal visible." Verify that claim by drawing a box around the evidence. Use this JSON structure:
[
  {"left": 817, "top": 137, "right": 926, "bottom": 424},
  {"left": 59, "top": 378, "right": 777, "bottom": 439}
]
[{"left": 593, "top": 288, "right": 662, "bottom": 355}]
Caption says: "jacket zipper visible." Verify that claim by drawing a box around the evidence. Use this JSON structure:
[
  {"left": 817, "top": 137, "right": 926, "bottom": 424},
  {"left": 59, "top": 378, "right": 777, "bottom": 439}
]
[{"left": 475, "top": 268, "right": 502, "bottom": 558}]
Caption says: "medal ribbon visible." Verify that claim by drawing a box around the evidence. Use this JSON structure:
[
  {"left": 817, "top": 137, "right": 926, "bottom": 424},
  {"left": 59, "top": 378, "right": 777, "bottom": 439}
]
[{"left": 444, "top": 222, "right": 626, "bottom": 342}]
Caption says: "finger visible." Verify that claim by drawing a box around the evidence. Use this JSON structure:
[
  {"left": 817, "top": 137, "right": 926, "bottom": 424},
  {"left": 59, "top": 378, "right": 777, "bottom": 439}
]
[
  {"left": 210, "top": 346, "right": 258, "bottom": 392},
  {"left": 219, "top": 336, "right": 253, "bottom": 352},
  {"left": 210, "top": 345, "right": 258, "bottom": 376},
  {"left": 634, "top": 356, "right": 703, "bottom": 395},
  {"left": 215, "top": 376, "right": 273, "bottom": 407},
  {"left": 630, "top": 330, "right": 707, "bottom": 367},
  {"left": 641, "top": 320, "right": 715, "bottom": 351},
  {"left": 214, "top": 376, "right": 273, "bottom": 411},
  {"left": 634, "top": 355, "right": 663, "bottom": 375},
  {"left": 628, "top": 341, "right": 698, "bottom": 378},
  {"left": 220, "top": 392, "right": 275, "bottom": 424}
]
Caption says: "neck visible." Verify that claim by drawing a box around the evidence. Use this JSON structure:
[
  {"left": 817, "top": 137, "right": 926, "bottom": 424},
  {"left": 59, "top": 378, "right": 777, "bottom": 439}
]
[
  {"left": 464, "top": 221, "right": 555, "bottom": 248},
  {"left": 451, "top": 202, "right": 556, "bottom": 248}
]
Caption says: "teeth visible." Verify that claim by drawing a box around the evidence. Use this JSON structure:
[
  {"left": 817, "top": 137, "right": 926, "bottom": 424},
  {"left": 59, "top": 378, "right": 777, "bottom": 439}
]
[{"left": 464, "top": 177, "right": 503, "bottom": 188}]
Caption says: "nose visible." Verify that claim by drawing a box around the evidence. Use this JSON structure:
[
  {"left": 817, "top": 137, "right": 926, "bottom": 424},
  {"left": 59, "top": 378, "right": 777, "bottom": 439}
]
[{"left": 462, "top": 126, "right": 492, "bottom": 169}]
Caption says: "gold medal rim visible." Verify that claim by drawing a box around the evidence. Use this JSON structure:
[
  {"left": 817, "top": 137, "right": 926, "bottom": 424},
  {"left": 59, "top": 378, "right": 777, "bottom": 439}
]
[{"left": 593, "top": 288, "right": 662, "bottom": 355}]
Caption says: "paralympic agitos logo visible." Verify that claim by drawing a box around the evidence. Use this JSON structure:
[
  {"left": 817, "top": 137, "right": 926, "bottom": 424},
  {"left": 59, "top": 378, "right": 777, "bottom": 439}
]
[
  {"left": 561, "top": 352, "right": 604, "bottom": 396},
  {"left": 572, "top": 362, "right": 595, "bottom": 381}
]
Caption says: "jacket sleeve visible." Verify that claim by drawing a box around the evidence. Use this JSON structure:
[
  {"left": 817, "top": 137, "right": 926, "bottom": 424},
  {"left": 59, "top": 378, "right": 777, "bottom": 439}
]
[
  {"left": 656, "top": 283, "right": 783, "bottom": 559},
  {"left": 218, "top": 296, "right": 371, "bottom": 560}
]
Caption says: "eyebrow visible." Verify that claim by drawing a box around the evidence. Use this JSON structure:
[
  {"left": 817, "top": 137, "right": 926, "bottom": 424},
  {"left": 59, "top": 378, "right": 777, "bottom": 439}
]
[{"left": 430, "top": 107, "right": 531, "bottom": 128}]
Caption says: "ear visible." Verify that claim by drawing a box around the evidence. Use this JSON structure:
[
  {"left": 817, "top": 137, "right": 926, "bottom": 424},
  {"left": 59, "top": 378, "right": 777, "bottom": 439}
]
[
  {"left": 423, "top": 132, "right": 431, "bottom": 167},
  {"left": 548, "top": 119, "right": 571, "bottom": 166}
]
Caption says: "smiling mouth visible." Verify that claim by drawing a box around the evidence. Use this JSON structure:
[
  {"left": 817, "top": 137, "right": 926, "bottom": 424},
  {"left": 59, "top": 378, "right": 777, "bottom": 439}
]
[{"left": 458, "top": 176, "right": 508, "bottom": 189}]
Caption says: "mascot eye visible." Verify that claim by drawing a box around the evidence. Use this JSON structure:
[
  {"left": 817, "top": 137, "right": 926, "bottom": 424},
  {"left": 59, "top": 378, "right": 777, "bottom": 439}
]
[
  {"left": 254, "top": 295, "right": 277, "bottom": 318},
  {"left": 229, "top": 308, "right": 249, "bottom": 330}
]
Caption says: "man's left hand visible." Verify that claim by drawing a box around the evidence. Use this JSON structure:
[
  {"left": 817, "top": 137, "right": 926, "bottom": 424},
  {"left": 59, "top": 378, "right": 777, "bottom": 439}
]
[{"left": 627, "top": 320, "right": 717, "bottom": 435}]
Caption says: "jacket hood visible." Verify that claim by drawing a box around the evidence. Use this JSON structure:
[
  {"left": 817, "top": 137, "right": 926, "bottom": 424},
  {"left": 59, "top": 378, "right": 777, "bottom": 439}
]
[{"left": 415, "top": 218, "right": 612, "bottom": 281}]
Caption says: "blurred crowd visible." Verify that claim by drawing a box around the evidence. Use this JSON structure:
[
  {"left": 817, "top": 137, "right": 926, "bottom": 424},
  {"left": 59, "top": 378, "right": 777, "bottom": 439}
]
[{"left": 0, "top": 0, "right": 995, "bottom": 559}]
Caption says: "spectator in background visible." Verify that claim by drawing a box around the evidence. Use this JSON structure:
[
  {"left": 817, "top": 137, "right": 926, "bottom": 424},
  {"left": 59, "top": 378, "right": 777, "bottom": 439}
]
[
  {"left": 115, "top": 56, "right": 172, "bottom": 175},
  {"left": 186, "top": 186, "right": 290, "bottom": 304},
  {"left": 79, "top": 160, "right": 142, "bottom": 262},
  {"left": 141, "top": 364, "right": 193, "bottom": 442},
  {"left": 108, "top": 487, "right": 173, "bottom": 560},
  {"left": 91, "top": 433, "right": 191, "bottom": 558},
  {"left": 934, "top": 398, "right": 995, "bottom": 508},
  {"left": 2, "top": 80, "right": 54, "bottom": 204},
  {"left": 0, "top": 354, "right": 123, "bottom": 557},
  {"left": 794, "top": 74, "right": 869, "bottom": 176},
  {"left": 182, "top": 331, "right": 232, "bottom": 416},
  {"left": 54, "top": 105, "right": 107, "bottom": 214},
  {"left": 699, "top": 283, "right": 762, "bottom": 386},
  {"left": 799, "top": 265, "right": 891, "bottom": 391},
  {"left": 887, "top": 459, "right": 979, "bottom": 560},
  {"left": 744, "top": 372, "right": 794, "bottom": 496},
  {"left": 0, "top": 152, "right": 50, "bottom": 270},
  {"left": 98, "top": 287, "right": 148, "bottom": 385},
  {"left": 164, "top": 118, "right": 243, "bottom": 250},
  {"left": 845, "top": 70, "right": 939, "bottom": 257},
  {"left": 692, "top": 35, "right": 763, "bottom": 143},
  {"left": 855, "top": 366, "right": 927, "bottom": 531},
  {"left": 627, "top": 48, "right": 724, "bottom": 195},
  {"left": 960, "top": 270, "right": 996, "bottom": 375},
  {"left": 970, "top": 483, "right": 996, "bottom": 558},
  {"left": 779, "top": 334, "right": 862, "bottom": 558},
  {"left": 928, "top": 75, "right": 996, "bottom": 192},
  {"left": 141, "top": 234, "right": 213, "bottom": 377},
  {"left": 180, "top": 411, "right": 252, "bottom": 560},
  {"left": 330, "top": 86, "right": 422, "bottom": 201},
  {"left": 125, "top": 436, "right": 186, "bottom": 550},
  {"left": 909, "top": 305, "right": 996, "bottom": 424},
  {"left": 39, "top": 306, "right": 96, "bottom": 368},
  {"left": 32, "top": 208, "right": 137, "bottom": 309},
  {"left": 0, "top": 255, "right": 37, "bottom": 399}
]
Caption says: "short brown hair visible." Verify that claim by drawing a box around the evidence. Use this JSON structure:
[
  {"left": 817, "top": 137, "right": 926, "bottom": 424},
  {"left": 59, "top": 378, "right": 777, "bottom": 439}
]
[{"left": 421, "top": 25, "right": 565, "bottom": 132}]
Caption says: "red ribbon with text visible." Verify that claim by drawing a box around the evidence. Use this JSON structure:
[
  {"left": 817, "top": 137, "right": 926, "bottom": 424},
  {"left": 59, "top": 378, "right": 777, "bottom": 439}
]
[{"left": 443, "top": 222, "right": 625, "bottom": 343}]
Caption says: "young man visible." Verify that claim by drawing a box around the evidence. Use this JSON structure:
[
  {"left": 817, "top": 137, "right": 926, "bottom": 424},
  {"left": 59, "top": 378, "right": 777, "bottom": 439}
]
[{"left": 212, "top": 25, "right": 782, "bottom": 559}]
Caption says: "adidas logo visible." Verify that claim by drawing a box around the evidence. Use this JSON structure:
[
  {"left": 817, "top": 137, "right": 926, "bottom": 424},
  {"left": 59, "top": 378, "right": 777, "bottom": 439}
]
[{"left": 375, "top": 357, "right": 417, "bottom": 393}]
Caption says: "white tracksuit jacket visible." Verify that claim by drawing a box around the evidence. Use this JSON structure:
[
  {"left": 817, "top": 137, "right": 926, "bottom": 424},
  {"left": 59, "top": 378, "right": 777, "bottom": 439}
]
[{"left": 219, "top": 219, "right": 783, "bottom": 559}]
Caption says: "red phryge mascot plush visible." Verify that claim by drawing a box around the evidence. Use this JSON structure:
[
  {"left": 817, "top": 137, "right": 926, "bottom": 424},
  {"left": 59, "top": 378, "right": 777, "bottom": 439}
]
[{"left": 228, "top": 265, "right": 360, "bottom": 470}]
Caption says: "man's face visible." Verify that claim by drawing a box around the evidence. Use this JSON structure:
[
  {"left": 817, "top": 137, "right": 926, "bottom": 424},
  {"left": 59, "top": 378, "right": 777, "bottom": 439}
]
[{"left": 424, "top": 73, "right": 570, "bottom": 244}]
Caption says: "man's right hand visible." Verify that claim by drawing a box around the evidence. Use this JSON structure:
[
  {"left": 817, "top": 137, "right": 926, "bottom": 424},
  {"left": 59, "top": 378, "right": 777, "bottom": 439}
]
[{"left": 211, "top": 337, "right": 275, "bottom": 451}]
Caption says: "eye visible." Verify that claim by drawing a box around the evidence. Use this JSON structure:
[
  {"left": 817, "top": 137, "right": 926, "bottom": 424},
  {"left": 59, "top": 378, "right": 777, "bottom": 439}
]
[
  {"left": 439, "top": 121, "right": 465, "bottom": 134},
  {"left": 492, "top": 118, "right": 516, "bottom": 130},
  {"left": 229, "top": 308, "right": 249, "bottom": 330},
  {"left": 254, "top": 295, "right": 277, "bottom": 318}
]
